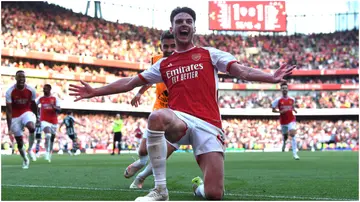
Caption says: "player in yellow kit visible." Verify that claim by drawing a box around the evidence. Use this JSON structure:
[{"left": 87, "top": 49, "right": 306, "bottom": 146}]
[{"left": 124, "top": 31, "right": 179, "bottom": 189}]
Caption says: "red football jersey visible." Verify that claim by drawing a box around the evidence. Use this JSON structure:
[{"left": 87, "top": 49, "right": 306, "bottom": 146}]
[
  {"left": 139, "top": 46, "right": 237, "bottom": 129},
  {"left": 134, "top": 128, "right": 143, "bottom": 139},
  {"left": 36, "top": 95, "right": 60, "bottom": 124},
  {"left": 272, "top": 96, "right": 296, "bottom": 125},
  {"left": 5, "top": 84, "right": 36, "bottom": 118}
]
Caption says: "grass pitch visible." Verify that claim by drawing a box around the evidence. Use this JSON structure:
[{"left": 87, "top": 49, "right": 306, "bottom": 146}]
[{"left": 1, "top": 151, "right": 358, "bottom": 201}]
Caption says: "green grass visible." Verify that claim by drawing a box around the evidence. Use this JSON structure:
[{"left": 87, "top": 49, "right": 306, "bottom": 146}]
[{"left": 1, "top": 152, "right": 359, "bottom": 201}]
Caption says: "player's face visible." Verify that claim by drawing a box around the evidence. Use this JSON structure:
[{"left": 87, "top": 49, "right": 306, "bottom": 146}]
[
  {"left": 161, "top": 38, "right": 176, "bottom": 57},
  {"left": 281, "top": 85, "right": 288, "bottom": 95},
  {"left": 43, "top": 85, "right": 51, "bottom": 95},
  {"left": 171, "top": 12, "right": 196, "bottom": 45},
  {"left": 15, "top": 72, "right": 26, "bottom": 87}
]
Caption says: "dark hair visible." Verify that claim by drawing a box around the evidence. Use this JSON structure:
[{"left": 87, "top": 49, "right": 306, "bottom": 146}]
[
  {"left": 280, "top": 82, "right": 288, "bottom": 87},
  {"left": 170, "top": 7, "right": 196, "bottom": 23},
  {"left": 66, "top": 111, "right": 72, "bottom": 115},
  {"left": 44, "top": 84, "right": 52, "bottom": 89},
  {"left": 15, "top": 70, "right": 25, "bottom": 76},
  {"left": 160, "top": 30, "right": 174, "bottom": 41}
]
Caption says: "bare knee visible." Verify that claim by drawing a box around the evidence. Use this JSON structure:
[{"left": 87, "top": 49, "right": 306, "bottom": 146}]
[
  {"left": 205, "top": 185, "right": 224, "bottom": 200},
  {"left": 147, "top": 110, "right": 170, "bottom": 131},
  {"left": 289, "top": 130, "right": 296, "bottom": 137},
  {"left": 26, "top": 122, "right": 35, "bottom": 133}
]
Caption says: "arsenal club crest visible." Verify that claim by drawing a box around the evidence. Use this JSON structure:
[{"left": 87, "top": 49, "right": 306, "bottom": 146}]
[{"left": 192, "top": 53, "right": 201, "bottom": 61}]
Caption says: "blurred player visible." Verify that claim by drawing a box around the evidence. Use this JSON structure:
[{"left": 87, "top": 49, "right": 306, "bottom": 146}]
[
  {"left": 36, "top": 84, "right": 61, "bottom": 162},
  {"left": 134, "top": 122, "right": 143, "bottom": 147},
  {"left": 272, "top": 82, "right": 300, "bottom": 160},
  {"left": 59, "top": 111, "right": 84, "bottom": 155},
  {"left": 111, "top": 114, "right": 123, "bottom": 155},
  {"left": 124, "top": 30, "right": 179, "bottom": 189},
  {"left": 69, "top": 6, "right": 295, "bottom": 200},
  {"left": 6, "top": 70, "right": 37, "bottom": 169}
]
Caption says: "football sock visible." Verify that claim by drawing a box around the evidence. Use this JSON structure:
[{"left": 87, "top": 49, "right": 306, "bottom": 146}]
[
  {"left": 45, "top": 133, "right": 51, "bottom": 153},
  {"left": 137, "top": 162, "right": 153, "bottom": 180},
  {"left": 146, "top": 129, "right": 167, "bottom": 190},
  {"left": 292, "top": 136, "right": 297, "bottom": 155},
  {"left": 28, "top": 133, "right": 35, "bottom": 153}
]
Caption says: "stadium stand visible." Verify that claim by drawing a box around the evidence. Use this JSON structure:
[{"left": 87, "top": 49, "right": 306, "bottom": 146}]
[{"left": 1, "top": 1, "right": 358, "bottom": 153}]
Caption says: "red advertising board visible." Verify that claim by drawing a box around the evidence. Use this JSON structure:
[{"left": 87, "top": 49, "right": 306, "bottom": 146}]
[{"left": 209, "top": 1, "right": 287, "bottom": 31}]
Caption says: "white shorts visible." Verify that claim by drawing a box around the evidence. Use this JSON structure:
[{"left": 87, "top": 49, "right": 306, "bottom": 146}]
[
  {"left": 281, "top": 121, "right": 296, "bottom": 134},
  {"left": 143, "top": 129, "right": 180, "bottom": 150},
  {"left": 173, "top": 110, "right": 226, "bottom": 156},
  {"left": 135, "top": 137, "right": 142, "bottom": 145},
  {"left": 11, "top": 111, "right": 36, "bottom": 137},
  {"left": 40, "top": 121, "right": 58, "bottom": 134}
]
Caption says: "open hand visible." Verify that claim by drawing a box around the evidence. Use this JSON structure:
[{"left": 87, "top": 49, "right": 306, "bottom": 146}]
[
  {"left": 69, "top": 81, "right": 95, "bottom": 102},
  {"left": 131, "top": 94, "right": 141, "bottom": 107},
  {"left": 273, "top": 64, "right": 296, "bottom": 83}
]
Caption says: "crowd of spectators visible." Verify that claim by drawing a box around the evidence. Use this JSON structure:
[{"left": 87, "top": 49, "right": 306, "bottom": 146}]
[
  {"left": 3, "top": 57, "right": 359, "bottom": 85},
  {"left": 222, "top": 118, "right": 358, "bottom": 150},
  {"left": 1, "top": 2, "right": 358, "bottom": 154},
  {"left": 218, "top": 90, "right": 359, "bottom": 109},
  {"left": 1, "top": 113, "right": 358, "bottom": 151},
  {"left": 2, "top": 74, "right": 358, "bottom": 109},
  {"left": 1, "top": 2, "right": 359, "bottom": 69},
  {"left": 220, "top": 75, "right": 359, "bottom": 84}
]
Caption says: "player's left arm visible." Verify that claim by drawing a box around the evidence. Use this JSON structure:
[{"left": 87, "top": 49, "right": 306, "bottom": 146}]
[
  {"left": 292, "top": 102, "right": 297, "bottom": 114},
  {"left": 207, "top": 47, "right": 295, "bottom": 83},
  {"left": 72, "top": 117, "right": 85, "bottom": 127},
  {"left": 52, "top": 97, "right": 61, "bottom": 113},
  {"left": 30, "top": 87, "right": 38, "bottom": 118},
  {"left": 228, "top": 62, "right": 295, "bottom": 83}
]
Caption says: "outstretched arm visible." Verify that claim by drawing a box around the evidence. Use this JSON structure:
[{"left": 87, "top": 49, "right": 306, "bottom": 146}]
[
  {"left": 69, "top": 76, "right": 147, "bottom": 102},
  {"left": 75, "top": 121, "right": 86, "bottom": 127},
  {"left": 131, "top": 84, "right": 153, "bottom": 107},
  {"left": 272, "top": 108, "right": 288, "bottom": 114},
  {"left": 228, "top": 63, "right": 295, "bottom": 83}
]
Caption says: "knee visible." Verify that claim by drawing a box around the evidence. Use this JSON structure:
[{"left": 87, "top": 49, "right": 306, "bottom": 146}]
[
  {"left": 205, "top": 185, "right": 224, "bottom": 200},
  {"left": 26, "top": 122, "right": 35, "bottom": 133},
  {"left": 147, "top": 110, "right": 169, "bottom": 131},
  {"left": 28, "top": 127, "right": 35, "bottom": 133}
]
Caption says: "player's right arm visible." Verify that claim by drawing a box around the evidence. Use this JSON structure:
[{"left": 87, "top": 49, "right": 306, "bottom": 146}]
[
  {"left": 131, "top": 84, "right": 153, "bottom": 107},
  {"left": 271, "top": 98, "right": 286, "bottom": 114},
  {"left": 5, "top": 89, "right": 12, "bottom": 134},
  {"left": 72, "top": 116, "right": 85, "bottom": 127},
  {"left": 272, "top": 108, "right": 287, "bottom": 114},
  {"left": 6, "top": 103, "right": 12, "bottom": 134},
  {"left": 69, "top": 60, "right": 163, "bottom": 102},
  {"left": 35, "top": 97, "right": 41, "bottom": 122},
  {"left": 58, "top": 119, "right": 65, "bottom": 132}
]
